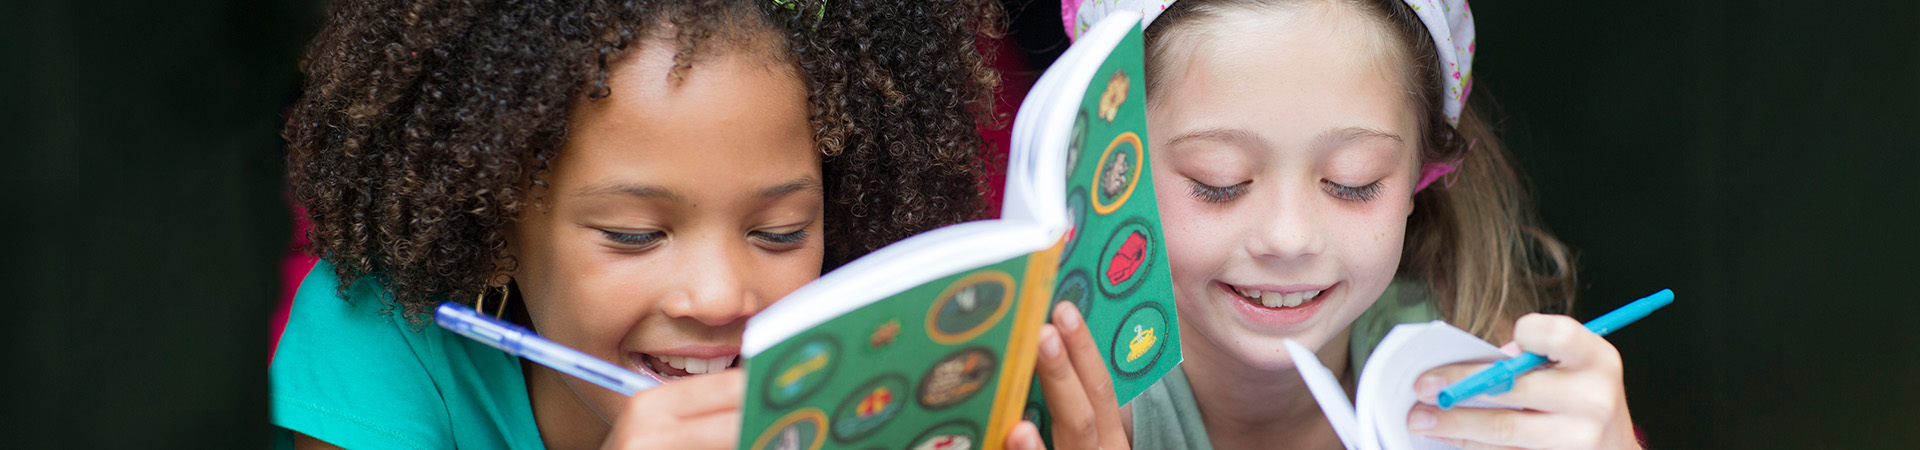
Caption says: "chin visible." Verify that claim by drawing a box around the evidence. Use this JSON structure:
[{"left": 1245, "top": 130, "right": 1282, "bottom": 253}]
[
  {"left": 1236, "top": 330, "right": 1334, "bottom": 372},
  {"left": 1244, "top": 343, "right": 1309, "bottom": 372}
]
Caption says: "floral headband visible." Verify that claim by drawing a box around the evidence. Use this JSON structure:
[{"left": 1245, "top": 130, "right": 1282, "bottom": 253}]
[{"left": 1062, "top": 0, "right": 1476, "bottom": 192}]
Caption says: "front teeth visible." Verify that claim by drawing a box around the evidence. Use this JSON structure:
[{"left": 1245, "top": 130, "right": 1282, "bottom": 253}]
[
  {"left": 1234, "top": 285, "right": 1322, "bottom": 308},
  {"left": 657, "top": 355, "right": 738, "bottom": 375}
]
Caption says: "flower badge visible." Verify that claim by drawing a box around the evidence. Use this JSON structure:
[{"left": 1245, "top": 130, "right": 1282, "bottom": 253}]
[{"left": 1097, "top": 69, "right": 1129, "bottom": 122}]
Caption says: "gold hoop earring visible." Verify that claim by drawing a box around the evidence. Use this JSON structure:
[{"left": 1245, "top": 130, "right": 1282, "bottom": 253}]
[{"left": 475, "top": 283, "right": 510, "bottom": 319}]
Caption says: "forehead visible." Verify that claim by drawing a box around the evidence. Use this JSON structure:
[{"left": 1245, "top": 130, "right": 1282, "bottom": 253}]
[
  {"left": 554, "top": 36, "right": 816, "bottom": 195},
  {"left": 1152, "top": 7, "right": 1417, "bottom": 147}
]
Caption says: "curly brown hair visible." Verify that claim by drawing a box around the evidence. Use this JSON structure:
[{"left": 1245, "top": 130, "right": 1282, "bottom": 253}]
[{"left": 285, "top": 0, "right": 1005, "bottom": 322}]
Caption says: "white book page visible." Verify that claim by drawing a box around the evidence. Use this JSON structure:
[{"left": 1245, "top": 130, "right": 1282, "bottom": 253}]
[
  {"left": 1284, "top": 339, "right": 1361, "bottom": 450},
  {"left": 1001, "top": 11, "right": 1137, "bottom": 236},
  {"left": 1353, "top": 321, "right": 1511, "bottom": 450},
  {"left": 1003, "top": 19, "right": 1080, "bottom": 224}
]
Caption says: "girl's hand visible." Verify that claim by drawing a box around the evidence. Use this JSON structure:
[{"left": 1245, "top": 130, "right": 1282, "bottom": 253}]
[
  {"left": 1007, "top": 302, "right": 1131, "bottom": 450},
  {"left": 601, "top": 369, "right": 745, "bottom": 450},
  {"left": 1407, "top": 313, "right": 1642, "bottom": 450}
]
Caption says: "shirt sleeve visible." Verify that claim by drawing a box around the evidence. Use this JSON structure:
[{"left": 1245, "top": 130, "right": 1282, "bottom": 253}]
[{"left": 270, "top": 262, "right": 452, "bottom": 450}]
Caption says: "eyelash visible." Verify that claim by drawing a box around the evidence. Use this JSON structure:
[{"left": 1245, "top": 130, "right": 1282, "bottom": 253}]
[
  {"left": 1187, "top": 179, "right": 1249, "bottom": 204},
  {"left": 1324, "top": 180, "right": 1384, "bottom": 202},
  {"left": 601, "top": 230, "right": 663, "bottom": 247},
  {"left": 602, "top": 229, "right": 811, "bottom": 249},
  {"left": 1187, "top": 179, "right": 1384, "bottom": 203},
  {"left": 752, "top": 229, "right": 811, "bottom": 245}
]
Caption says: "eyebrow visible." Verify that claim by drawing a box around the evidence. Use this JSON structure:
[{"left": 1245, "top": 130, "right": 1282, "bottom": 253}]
[
  {"left": 1163, "top": 127, "right": 1273, "bottom": 152},
  {"left": 758, "top": 176, "right": 823, "bottom": 198},
  {"left": 581, "top": 183, "right": 688, "bottom": 202},
  {"left": 1162, "top": 126, "right": 1403, "bottom": 153},
  {"left": 578, "top": 176, "right": 822, "bottom": 202},
  {"left": 1312, "top": 126, "right": 1404, "bottom": 150}
]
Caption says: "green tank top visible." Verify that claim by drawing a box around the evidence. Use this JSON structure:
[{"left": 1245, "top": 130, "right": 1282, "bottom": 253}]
[
  {"left": 270, "top": 261, "right": 545, "bottom": 450},
  {"left": 1129, "top": 280, "right": 1443, "bottom": 450}
]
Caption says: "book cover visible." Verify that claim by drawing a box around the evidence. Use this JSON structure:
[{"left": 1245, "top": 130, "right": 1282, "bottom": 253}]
[
  {"left": 736, "top": 12, "right": 1173, "bottom": 450},
  {"left": 1016, "top": 16, "right": 1179, "bottom": 443},
  {"left": 740, "top": 248, "right": 1061, "bottom": 450},
  {"left": 1048, "top": 16, "right": 1178, "bottom": 405}
]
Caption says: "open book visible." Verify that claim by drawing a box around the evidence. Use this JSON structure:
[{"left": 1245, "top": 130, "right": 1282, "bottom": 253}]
[
  {"left": 1284, "top": 322, "right": 1514, "bottom": 450},
  {"left": 735, "top": 11, "right": 1175, "bottom": 450}
]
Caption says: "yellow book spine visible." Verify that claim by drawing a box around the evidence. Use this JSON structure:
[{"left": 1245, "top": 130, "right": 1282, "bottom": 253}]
[{"left": 982, "top": 235, "right": 1068, "bottom": 450}]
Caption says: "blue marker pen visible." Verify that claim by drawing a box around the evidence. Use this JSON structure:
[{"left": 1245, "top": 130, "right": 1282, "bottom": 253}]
[
  {"left": 435, "top": 301, "right": 660, "bottom": 396},
  {"left": 1436, "top": 289, "right": 1675, "bottom": 409}
]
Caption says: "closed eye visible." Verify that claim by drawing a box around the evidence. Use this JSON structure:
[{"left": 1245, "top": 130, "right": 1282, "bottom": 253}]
[
  {"left": 1187, "top": 179, "right": 1249, "bottom": 204},
  {"left": 1322, "top": 180, "right": 1383, "bottom": 202},
  {"left": 751, "top": 229, "right": 810, "bottom": 245},
  {"left": 601, "top": 229, "right": 664, "bottom": 248}
]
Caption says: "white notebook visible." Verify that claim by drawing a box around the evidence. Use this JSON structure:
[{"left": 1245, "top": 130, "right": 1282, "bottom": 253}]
[{"left": 1284, "top": 321, "right": 1515, "bottom": 450}]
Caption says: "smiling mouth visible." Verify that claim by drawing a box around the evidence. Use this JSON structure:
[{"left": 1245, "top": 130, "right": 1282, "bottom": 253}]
[
  {"left": 635, "top": 353, "right": 740, "bottom": 380},
  {"left": 1219, "top": 282, "right": 1327, "bottom": 309}
]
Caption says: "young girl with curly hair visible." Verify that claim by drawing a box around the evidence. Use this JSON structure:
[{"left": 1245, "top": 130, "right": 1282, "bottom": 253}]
[
  {"left": 1013, "top": 1, "right": 1643, "bottom": 450},
  {"left": 269, "top": 0, "right": 1002, "bottom": 448}
]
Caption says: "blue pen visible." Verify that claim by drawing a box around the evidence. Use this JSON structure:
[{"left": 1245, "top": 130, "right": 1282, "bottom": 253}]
[
  {"left": 435, "top": 301, "right": 660, "bottom": 396},
  {"left": 1436, "top": 289, "right": 1675, "bottom": 409}
]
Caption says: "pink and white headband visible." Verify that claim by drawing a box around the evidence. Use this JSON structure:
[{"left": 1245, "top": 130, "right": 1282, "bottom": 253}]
[{"left": 1062, "top": 0, "right": 1476, "bottom": 191}]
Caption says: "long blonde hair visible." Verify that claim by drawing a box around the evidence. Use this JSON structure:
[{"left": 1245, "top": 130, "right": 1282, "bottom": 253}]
[{"left": 1145, "top": 0, "right": 1577, "bottom": 342}]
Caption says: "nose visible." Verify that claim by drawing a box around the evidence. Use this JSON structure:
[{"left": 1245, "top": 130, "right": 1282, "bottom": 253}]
[
  {"left": 660, "top": 234, "right": 761, "bottom": 327},
  {"left": 1244, "top": 184, "right": 1325, "bottom": 262}
]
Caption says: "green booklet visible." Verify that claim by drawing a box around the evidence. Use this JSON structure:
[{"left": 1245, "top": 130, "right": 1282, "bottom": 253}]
[{"left": 737, "top": 12, "right": 1174, "bottom": 450}]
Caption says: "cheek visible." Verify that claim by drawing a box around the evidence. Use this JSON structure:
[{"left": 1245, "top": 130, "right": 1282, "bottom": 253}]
[
  {"left": 1331, "top": 200, "right": 1412, "bottom": 286},
  {"left": 754, "top": 237, "right": 826, "bottom": 307},
  {"left": 515, "top": 224, "right": 656, "bottom": 352},
  {"left": 1152, "top": 172, "right": 1232, "bottom": 291}
]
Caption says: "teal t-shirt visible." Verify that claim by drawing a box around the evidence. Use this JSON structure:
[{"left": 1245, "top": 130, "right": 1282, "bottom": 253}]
[
  {"left": 1129, "top": 280, "right": 1444, "bottom": 450},
  {"left": 270, "top": 261, "right": 545, "bottom": 450}
]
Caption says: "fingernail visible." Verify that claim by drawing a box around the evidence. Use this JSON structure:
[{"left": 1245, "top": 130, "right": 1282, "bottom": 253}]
[
  {"left": 1416, "top": 374, "right": 1445, "bottom": 397},
  {"left": 1027, "top": 431, "right": 1045, "bottom": 449},
  {"left": 1040, "top": 328, "right": 1062, "bottom": 357},
  {"left": 1409, "top": 409, "right": 1436, "bottom": 431},
  {"left": 1056, "top": 303, "right": 1082, "bottom": 331}
]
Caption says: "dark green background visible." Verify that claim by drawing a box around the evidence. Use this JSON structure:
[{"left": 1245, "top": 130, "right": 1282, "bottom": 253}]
[
  {"left": 6, "top": 0, "right": 1915, "bottom": 447},
  {"left": 4, "top": 0, "right": 318, "bottom": 447},
  {"left": 1474, "top": 2, "right": 1920, "bottom": 448}
]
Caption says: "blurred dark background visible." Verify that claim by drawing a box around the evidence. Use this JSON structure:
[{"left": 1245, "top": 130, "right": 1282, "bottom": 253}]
[
  {"left": 4, "top": 0, "right": 319, "bottom": 447},
  {"left": 5, "top": 0, "right": 1914, "bottom": 447}
]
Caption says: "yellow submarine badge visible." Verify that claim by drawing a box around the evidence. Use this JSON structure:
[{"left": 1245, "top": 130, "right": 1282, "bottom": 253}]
[{"left": 1126, "top": 324, "right": 1156, "bottom": 362}]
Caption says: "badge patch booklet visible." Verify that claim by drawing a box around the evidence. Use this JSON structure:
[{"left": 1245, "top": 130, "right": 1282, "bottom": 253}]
[{"left": 736, "top": 12, "right": 1176, "bottom": 450}]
